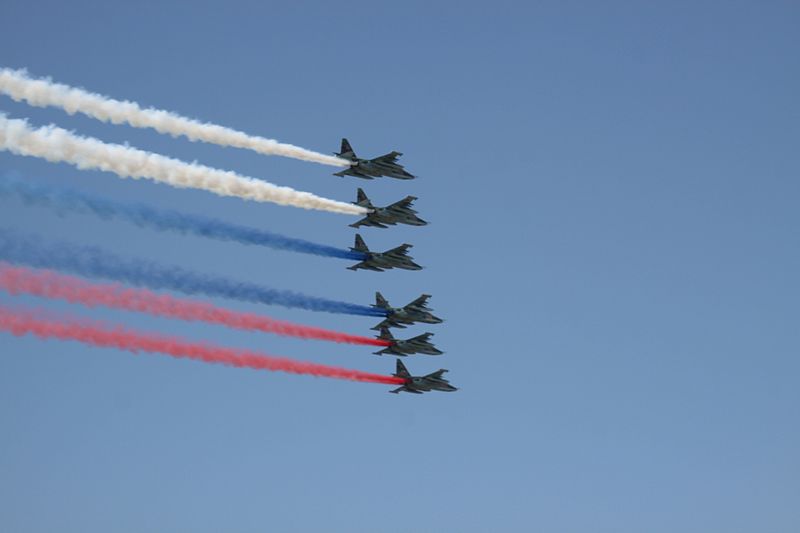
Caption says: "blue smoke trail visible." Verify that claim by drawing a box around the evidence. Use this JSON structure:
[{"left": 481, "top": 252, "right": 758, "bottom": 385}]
[
  {"left": 0, "top": 230, "right": 386, "bottom": 317},
  {"left": 0, "top": 177, "right": 366, "bottom": 261}
]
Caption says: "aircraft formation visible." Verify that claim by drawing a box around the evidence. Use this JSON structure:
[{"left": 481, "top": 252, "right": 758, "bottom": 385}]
[
  {"left": 335, "top": 139, "right": 456, "bottom": 394},
  {"left": 0, "top": 68, "right": 457, "bottom": 394}
]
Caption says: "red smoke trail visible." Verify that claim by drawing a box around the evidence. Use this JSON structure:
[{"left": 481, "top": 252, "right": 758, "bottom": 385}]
[
  {"left": 0, "top": 263, "right": 390, "bottom": 346},
  {"left": 0, "top": 305, "right": 405, "bottom": 385}
]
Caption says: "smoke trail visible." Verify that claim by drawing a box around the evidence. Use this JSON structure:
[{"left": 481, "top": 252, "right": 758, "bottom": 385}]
[
  {"left": 0, "top": 264, "right": 390, "bottom": 346},
  {"left": 0, "top": 114, "right": 368, "bottom": 215},
  {"left": 0, "top": 305, "right": 404, "bottom": 385},
  {"left": 0, "top": 68, "right": 350, "bottom": 167},
  {"left": 0, "top": 177, "right": 365, "bottom": 260},
  {"left": 0, "top": 230, "right": 386, "bottom": 317}
]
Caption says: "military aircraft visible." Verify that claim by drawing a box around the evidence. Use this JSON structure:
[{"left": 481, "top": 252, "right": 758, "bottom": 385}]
[
  {"left": 347, "top": 234, "right": 422, "bottom": 272},
  {"left": 390, "top": 359, "right": 457, "bottom": 394},
  {"left": 371, "top": 292, "right": 443, "bottom": 330},
  {"left": 333, "top": 138, "right": 416, "bottom": 180},
  {"left": 374, "top": 327, "right": 442, "bottom": 356},
  {"left": 350, "top": 188, "right": 428, "bottom": 229}
]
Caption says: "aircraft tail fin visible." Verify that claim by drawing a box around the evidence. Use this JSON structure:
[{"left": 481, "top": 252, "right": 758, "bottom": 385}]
[
  {"left": 377, "top": 327, "right": 394, "bottom": 342},
  {"left": 338, "top": 138, "right": 356, "bottom": 159},
  {"left": 394, "top": 359, "right": 411, "bottom": 379},
  {"left": 354, "top": 188, "right": 373, "bottom": 209},
  {"left": 353, "top": 234, "right": 369, "bottom": 253},
  {"left": 374, "top": 292, "right": 390, "bottom": 309}
]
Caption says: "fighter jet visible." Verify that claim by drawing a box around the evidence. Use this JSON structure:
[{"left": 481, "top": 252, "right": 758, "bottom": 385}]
[
  {"left": 350, "top": 188, "right": 428, "bottom": 229},
  {"left": 390, "top": 359, "right": 457, "bottom": 394},
  {"left": 371, "top": 292, "right": 443, "bottom": 330},
  {"left": 333, "top": 138, "right": 416, "bottom": 180},
  {"left": 374, "top": 327, "right": 443, "bottom": 356},
  {"left": 347, "top": 234, "right": 422, "bottom": 272}
]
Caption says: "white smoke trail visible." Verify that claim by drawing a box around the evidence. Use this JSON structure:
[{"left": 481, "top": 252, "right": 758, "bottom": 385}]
[
  {"left": 0, "top": 114, "right": 368, "bottom": 215},
  {"left": 0, "top": 68, "right": 350, "bottom": 167}
]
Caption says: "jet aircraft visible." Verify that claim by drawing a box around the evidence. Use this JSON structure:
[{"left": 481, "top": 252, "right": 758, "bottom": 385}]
[
  {"left": 350, "top": 188, "right": 428, "bottom": 229},
  {"left": 371, "top": 292, "right": 443, "bottom": 330},
  {"left": 390, "top": 359, "right": 457, "bottom": 394},
  {"left": 333, "top": 138, "right": 416, "bottom": 180},
  {"left": 348, "top": 234, "right": 422, "bottom": 272},
  {"left": 374, "top": 327, "right": 442, "bottom": 356}
]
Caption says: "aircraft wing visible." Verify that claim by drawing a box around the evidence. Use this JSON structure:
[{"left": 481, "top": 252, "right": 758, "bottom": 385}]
[
  {"left": 372, "top": 317, "right": 407, "bottom": 330},
  {"left": 386, "top": 196, "right": 418, "bottom": 213},
  {"left": 348, "top": 262, "right": 385, "bottom": 272},
  {"left": 334, "top": 168, "right": 374, "bottom": 179},
  {"left": 386, "top": 244, "right": 413, "bottom": 257},
  {"left": 390, "top": 386, "right": 422, "bottom": 394},
  {"left": 406, "top": 294, "right": 432, "bottom": 311},
  {"left": 410, "top": 332, "right": 434, "bottom": 343},
  {"left": 350, "top": 218, "right": 389, "bottom": 229},
  {"left": 375, "top": 346, "right": 405, "bottom": 356},
  {"left": 424, "top": 369, "right": 448, "bottom": 381},
  {"left": 373, "top": 151, "right": 403, "bottom": 165}
]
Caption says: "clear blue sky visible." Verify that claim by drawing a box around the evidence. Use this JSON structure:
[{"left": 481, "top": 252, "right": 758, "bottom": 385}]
[{"left": 1, "top": 1, "right": 798, "bottom": 531}]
